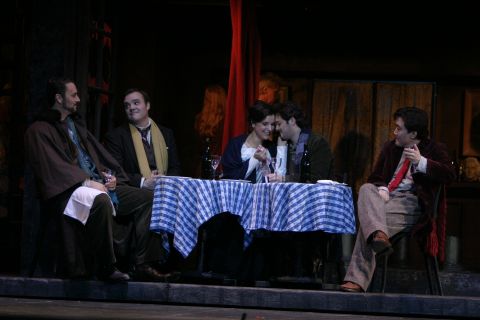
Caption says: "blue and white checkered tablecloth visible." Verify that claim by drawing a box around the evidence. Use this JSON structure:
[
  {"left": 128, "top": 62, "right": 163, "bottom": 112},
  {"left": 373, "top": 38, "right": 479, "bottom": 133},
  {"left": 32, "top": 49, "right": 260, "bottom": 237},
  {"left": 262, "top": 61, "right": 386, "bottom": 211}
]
[
  {"left": 151, "top": 177, "right": 253, "bottom": 257},
  {"left": 151, "top": 177, "right": 356, "bottom": 258},
  {"left": 243, "top": 182, "right": 355, "bottom": 234}
]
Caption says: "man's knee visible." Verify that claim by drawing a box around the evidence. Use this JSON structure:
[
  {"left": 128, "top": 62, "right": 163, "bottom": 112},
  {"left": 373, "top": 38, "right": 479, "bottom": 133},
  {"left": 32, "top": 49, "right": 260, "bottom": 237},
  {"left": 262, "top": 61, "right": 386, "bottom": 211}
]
[
  {"left": 136, "top": 188, "right": 153, "bottom": 206},
  {"left": 118, "top": 185, "right": 153, "bottom": 206},
  {"left": 359, "top": 183, "right": 376, "bottom": 197},
  {"left": 91, "top": 193, "right": 113, "bottom": 216}
]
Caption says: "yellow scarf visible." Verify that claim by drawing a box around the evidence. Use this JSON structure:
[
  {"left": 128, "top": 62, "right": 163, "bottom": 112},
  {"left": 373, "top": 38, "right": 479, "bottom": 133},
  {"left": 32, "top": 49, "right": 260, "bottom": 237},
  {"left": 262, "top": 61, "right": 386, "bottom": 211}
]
[{"left": 129, "top": 119, "right": 168, "bottom": 177}]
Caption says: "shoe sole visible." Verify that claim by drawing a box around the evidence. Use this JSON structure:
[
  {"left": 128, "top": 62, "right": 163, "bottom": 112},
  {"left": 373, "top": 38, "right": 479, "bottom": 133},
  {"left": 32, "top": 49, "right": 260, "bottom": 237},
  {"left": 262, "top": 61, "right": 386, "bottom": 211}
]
[{"left": 340, "top": 285, "right": 364, "bottom": 293}]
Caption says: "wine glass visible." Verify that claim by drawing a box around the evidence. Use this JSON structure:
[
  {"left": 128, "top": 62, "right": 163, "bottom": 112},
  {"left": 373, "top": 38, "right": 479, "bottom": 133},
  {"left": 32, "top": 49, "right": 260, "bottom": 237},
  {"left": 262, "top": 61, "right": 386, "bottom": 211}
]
[
  {"left": 269, "top": 157, "right": 282, "bottom": 174},
  {"left": 269, "top": 157, "right": 276, "bottom": 173},
  {"left": 210, "top": 155, "right": 221, "bottom": 179},
  {"left": 275, "top": 157, "right": 282, "bottom": 174}
]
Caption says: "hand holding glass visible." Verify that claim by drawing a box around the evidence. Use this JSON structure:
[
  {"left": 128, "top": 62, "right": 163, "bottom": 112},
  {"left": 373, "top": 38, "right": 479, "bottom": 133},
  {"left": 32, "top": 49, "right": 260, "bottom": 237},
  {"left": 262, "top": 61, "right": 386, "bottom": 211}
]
[
  {"left": 102, "top": 168, "right": 116, "bottom": 190},
  {"left": 266, "top": 157, "right": 283, "bottom": 182}
]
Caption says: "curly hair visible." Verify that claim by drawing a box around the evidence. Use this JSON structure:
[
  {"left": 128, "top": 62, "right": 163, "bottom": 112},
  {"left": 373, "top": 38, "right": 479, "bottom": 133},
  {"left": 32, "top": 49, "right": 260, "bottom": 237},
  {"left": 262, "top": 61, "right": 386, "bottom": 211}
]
[{"left": 195, "top": 85, "right": 227, "bottom": 138}]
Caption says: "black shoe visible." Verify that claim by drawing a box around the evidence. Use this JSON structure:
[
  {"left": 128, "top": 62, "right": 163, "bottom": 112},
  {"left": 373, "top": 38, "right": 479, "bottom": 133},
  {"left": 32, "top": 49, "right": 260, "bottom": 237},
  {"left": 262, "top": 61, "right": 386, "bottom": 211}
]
[
  {"left": 134, "top": 264, "right": 170, "bottom": 282},
  {"left": 100, "top": 266, "right": 130, "bottom": 282}
]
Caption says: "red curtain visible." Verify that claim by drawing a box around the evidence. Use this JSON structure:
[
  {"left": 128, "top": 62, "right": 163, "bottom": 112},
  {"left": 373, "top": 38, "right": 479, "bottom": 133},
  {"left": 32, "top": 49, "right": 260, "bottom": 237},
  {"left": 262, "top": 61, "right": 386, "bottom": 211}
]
[{"left": 221, "top": 0, "right": 261, "bottom": 153}]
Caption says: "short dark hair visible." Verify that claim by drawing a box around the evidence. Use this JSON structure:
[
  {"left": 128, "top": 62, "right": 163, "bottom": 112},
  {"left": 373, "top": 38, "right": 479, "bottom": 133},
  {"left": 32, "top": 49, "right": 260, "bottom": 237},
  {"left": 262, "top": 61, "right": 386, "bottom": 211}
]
[
  {"left": 123, "top": 88, "right": 151, "bottom": 105},
  {"left": 276, "top": 101, "right": 306, "bottom": 129},
  {"left": 259, "top": 72, "right": 281, "bottom": 89},
  {"left": 248, "top": 100, "right": 274, "bottom": 124},
  {"left": 393, "top": 106, "right": 429, "bottom": 140},
  {"left": 47, "top": 77, "right": 73, "bottom": 106}
]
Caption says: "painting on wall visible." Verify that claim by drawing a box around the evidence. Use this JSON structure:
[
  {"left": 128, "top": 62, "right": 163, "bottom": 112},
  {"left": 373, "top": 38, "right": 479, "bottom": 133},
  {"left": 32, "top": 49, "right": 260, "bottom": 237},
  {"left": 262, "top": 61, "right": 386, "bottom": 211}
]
[{"left": 463, "top": 90, "right": 480, "bottom": 157}]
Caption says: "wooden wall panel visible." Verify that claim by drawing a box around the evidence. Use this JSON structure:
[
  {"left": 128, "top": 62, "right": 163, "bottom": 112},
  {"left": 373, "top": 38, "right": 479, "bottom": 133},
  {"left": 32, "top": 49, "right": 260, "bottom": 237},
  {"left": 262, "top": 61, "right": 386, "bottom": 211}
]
[
  {"left": 282, "top": 78, "right": 312, "bottom": 121},
  {"left": 312, "top": 81, "right": 373, "bottom": 190},
  {"left": 373, "top": 83, "right": 433, "bottom": 161},
  {"left": 311, "top": 80, "right": 434, "bottom": 191}
]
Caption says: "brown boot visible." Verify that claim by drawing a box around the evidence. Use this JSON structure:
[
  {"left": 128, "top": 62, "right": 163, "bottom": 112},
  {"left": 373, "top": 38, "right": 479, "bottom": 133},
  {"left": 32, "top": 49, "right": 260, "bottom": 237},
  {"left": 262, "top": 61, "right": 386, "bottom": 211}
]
[{"left": 340, "top": 281, "right": 364, "bottom": 293}]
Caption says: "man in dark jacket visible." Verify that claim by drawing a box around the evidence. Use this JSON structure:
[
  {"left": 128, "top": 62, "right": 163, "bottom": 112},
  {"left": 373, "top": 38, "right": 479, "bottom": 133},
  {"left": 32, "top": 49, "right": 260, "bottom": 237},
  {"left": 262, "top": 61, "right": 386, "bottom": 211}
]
[
  {"left": 25, "top": 78, "right": 167, "bottom": 281},
  {"left": 341, "top": 106, "right": 456, "bottom": 292},
  {"left": 267, "top": 101, "right": 333, "bottom": 183},
  {"left": 104, "top": 88, "right": 181, "bottom": 190},
  {"left": 104, "top": 88, "right": 181, "bottom": 275},
  {"left": 266, "top": 101, "right": 334, "bottom": 278}
]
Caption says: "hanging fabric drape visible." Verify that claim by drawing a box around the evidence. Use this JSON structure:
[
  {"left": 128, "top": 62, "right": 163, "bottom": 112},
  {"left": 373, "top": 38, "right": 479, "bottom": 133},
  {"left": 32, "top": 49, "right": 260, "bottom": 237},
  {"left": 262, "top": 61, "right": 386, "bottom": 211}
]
[{"left": 221, "top": 0, "right": 261, "bottom": 153}]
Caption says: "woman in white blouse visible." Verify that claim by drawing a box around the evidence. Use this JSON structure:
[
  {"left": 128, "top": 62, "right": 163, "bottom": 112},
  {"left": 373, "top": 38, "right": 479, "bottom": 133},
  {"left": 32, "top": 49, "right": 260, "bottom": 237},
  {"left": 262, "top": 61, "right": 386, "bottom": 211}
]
[{"left": 222, "top": 101, "right": 285, "bottom": 183}]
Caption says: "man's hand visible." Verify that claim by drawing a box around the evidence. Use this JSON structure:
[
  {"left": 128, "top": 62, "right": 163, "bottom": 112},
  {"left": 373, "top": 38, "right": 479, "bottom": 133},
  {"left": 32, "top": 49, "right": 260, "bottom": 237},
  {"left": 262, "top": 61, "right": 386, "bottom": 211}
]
[
  {"left": 142, "top": 170, "right": 163, "bottom": 190},
  {"left": 378, "top": 187, "right": 390, "bottom": 202},
  {"left": 103, "top": 175, "right": 117, "bottom": 191},
  {"left": 143, "top": 177, "right": 157, "bottom": 190},
  {"left": 403, "top": 144, "right": 421, "bottom": 165},
  {"left": 266, "top": 173, "right": 284, "bottom": 183}
]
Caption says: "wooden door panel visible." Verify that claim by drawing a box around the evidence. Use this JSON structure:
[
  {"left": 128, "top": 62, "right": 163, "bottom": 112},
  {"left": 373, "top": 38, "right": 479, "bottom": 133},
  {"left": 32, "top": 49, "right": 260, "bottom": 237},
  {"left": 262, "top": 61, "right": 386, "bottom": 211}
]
[
  {"left": 312, "top": 80, "right": 373, "bottom": 190},
  {"left": 374, "top": 83, "right": 433, "bottom": 161},
  {"left": 311, "top": 80, "right": 433, "bottom": 191}
]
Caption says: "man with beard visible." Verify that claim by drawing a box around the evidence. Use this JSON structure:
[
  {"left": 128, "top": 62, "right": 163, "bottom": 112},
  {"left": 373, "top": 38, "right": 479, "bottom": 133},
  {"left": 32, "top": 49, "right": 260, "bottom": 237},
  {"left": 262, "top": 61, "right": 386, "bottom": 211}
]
[{"left": 25, "top": 78, "right": 168, "bottom": 281}]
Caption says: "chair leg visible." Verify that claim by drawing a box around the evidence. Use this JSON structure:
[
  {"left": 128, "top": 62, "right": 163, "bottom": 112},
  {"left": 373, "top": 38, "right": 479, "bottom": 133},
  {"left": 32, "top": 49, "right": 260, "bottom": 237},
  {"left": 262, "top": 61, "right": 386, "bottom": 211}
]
[
  {"left": 197, "top": 229, "right": 207, "bottom": 273},
  {"left": 429, "top": 256, "right": 443, "bottom": 296},
  {"left": 321, "top": 234, "right": 331, "bottom": 284},
  {"left": 433, "top": 256, "right": 444, "bottom": 296},
  {"left": 380, "top": 255, "right": 389, "bottom": 293},
  {"left": 425, "top": 257, "right": 434, "bottom": 294},
  {"left": 424, "top": 254, "right": 443, "bottom": 296}
]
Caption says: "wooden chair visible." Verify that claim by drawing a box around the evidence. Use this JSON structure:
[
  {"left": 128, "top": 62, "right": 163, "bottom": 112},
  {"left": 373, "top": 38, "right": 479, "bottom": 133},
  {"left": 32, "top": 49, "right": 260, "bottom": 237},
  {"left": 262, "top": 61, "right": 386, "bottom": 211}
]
[{"left": 375, "top": 185, "right": 444, "bottom": 295}]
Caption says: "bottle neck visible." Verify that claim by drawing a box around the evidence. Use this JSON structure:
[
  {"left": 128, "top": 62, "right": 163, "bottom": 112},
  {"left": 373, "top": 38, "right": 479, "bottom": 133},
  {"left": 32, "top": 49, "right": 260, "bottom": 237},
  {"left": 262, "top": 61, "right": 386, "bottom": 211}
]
[
  {"left": 303, "top": 145, "right": 309, "bottom": 156},
  {"left": 204, "top": 138, "right": 211, "bottom": 153}
]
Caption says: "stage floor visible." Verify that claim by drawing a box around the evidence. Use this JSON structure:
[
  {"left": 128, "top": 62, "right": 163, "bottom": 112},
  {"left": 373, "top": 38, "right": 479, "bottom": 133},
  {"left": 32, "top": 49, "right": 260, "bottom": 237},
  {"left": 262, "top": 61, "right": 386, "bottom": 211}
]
[
  {"left": 1, "top": 275, "right": 480, "bottom": 319},
  {"left": 0, "top": 296, "right": 460, "bottom": 320}
]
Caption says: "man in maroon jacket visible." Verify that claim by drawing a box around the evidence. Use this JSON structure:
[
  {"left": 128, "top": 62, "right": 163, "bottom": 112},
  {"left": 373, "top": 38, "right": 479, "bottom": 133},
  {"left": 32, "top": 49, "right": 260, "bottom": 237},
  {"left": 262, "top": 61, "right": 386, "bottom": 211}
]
[{"left": 341, "top": 106, "right": 456, "bottom": 293}]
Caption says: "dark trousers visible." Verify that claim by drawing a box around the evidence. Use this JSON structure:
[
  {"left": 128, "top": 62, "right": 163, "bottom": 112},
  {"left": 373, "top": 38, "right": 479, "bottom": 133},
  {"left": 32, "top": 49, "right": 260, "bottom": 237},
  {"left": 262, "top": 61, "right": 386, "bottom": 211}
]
[
  {"left": 113, "top": 185, "right": 164, "bottom": 270},
  {"left": 46, "top": 185, "right": 163, "bottom": 278},
  {"left": 60, "top": 193, "right": 116, "bottom": 278}
]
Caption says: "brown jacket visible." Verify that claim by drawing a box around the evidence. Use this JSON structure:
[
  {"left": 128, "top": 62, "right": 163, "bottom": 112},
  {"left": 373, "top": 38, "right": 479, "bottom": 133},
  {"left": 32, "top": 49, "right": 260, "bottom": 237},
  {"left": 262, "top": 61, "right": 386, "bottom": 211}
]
[{"left": 25, "top": 109, "right": 128, "bottom": 202}]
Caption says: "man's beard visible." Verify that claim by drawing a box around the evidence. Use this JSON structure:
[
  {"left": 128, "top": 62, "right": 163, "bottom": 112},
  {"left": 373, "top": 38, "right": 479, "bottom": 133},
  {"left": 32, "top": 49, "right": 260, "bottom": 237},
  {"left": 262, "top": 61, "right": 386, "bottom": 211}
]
[{"left": 63, "top": 101, "right": 77, "bottom": 114}]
